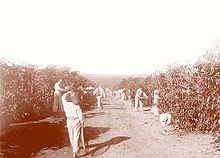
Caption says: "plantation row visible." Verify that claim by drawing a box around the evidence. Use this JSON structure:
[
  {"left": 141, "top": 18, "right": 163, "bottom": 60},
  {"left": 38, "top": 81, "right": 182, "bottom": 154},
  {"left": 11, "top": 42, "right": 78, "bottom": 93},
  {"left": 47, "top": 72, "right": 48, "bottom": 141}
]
[
  {"left": 119, "top": 53, "right": 220, "bottom": 136},
  {"left": 0, "top": 61, "right": 95, "bottom": 130}
]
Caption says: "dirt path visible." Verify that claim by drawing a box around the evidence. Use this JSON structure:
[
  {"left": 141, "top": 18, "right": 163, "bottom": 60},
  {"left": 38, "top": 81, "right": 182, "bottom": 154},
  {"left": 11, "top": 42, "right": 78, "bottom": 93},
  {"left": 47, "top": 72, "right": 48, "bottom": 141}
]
[{"left": 35, "top": 96, "right": 219, "bottom": 158}]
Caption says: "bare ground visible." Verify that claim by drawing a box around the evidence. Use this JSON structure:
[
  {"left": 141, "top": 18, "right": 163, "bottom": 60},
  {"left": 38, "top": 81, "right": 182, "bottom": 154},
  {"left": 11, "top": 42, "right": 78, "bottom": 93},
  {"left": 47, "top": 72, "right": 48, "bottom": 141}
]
[
  {"left": 35, "top": 96, "right": 219, "bottom": 158},
  {"left": 1, "top": 96, "right": 219, "bottom": 158}
]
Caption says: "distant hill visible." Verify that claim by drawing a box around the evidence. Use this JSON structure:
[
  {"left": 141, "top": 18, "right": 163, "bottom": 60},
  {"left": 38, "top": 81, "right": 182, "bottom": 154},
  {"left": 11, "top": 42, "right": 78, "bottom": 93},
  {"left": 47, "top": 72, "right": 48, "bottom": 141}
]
[{"left": 82, "top": 74, "right": 146, "bottom": 89}]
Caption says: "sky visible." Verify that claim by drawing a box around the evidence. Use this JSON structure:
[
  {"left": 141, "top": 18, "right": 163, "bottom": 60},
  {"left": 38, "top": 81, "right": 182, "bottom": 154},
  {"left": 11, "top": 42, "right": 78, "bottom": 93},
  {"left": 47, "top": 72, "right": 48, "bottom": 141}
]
[{"left": 0, "top": 0, "right": 220, "bottom": 74}]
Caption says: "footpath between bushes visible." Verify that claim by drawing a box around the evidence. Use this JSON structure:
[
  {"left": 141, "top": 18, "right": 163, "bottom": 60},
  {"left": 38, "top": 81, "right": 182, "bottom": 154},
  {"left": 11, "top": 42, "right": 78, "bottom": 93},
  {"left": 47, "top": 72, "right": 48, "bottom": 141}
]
[
  {"left": 34, "top": 96, "right": 219, "bottom": 158},
  {"left": 1, "top": 96, "right": 219, "bottom": 158}
]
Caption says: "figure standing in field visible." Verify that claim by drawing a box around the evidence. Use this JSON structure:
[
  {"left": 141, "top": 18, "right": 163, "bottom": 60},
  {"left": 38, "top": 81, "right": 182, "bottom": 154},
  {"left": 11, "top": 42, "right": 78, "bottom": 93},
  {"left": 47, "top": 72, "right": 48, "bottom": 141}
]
[
  {"left": 121, "top": 88, "right": 127, "bottom": 100},
  {"left": 103, "top": 87, "right": 106, "bottom": 99},
  {"left": 116, "top": 89, "right": 122, "bottom": 99},
  {"left": 126, "top": 89, "right": 133, "bottom": 108},
  {"left": 127, "top": 89, "right": 131, "bottom": 102},
  {"left": 134, "top": 87, "right": 147, "bottom": 111},
  {"left": 115, "top": 90, "right": 118, "bottom": 98},
  {"left": 53, "top": 79, "right": 65, "bottom": 113},
  {"left": 151, "top": 89, "right": 160, "bottom": 116},
  {"left": 93, "top": 84, "right": 106, "bottom": 109},
  {"left": 62, "top": 88, "right": 84, "bottom": 158}
]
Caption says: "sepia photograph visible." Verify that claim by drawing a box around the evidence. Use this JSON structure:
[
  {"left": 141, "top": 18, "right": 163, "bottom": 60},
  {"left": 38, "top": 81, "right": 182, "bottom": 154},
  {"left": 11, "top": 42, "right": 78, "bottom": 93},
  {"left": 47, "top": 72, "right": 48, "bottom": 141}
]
[{"left": 0, "top": 1, "right": 220, "bottom": 158}]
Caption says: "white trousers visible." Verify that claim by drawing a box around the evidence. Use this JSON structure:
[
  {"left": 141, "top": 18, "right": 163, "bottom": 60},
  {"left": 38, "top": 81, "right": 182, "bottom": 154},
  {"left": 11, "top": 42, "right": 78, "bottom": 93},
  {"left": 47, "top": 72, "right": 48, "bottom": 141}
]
[
  {"left": 151, "top": 104, "right": 160, "bottom": 116},
  {"left": 96, "top": 96, "right": 102, "bottom": 108},
  {"left": 66, "top": 118, "right": 81, "bottom": 153},
  {"left": 135, "top": 97, "right": 143, "bottom": 111}
]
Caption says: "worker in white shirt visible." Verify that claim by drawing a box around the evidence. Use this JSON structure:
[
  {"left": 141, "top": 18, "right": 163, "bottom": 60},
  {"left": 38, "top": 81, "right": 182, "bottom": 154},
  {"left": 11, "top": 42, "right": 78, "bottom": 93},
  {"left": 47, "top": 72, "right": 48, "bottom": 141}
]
[
  {"left": 126, "top": 89, "right": 133, "bottom": 108},
  {"left": 103, "top": 88, "right": 106, "bottom": 99},
  {"left": 151, "top": 89, "right": 160, "bottom": 116},
  {"left": 135, "top": 87, "right": 147, "bottom": 111},
  {"left": 53, "top": 79, "right": 65, "bottom": 113},
  {"left": 127, "top": 89, "right": 131, "bottom": 102},
  {"left": 93, "top": 84, "right": 106, "bottom": 109},
  {"left": 62, "top": 89, "right": 84, "bottom": 158},
  {"left": 121, "top": 88, "right": 127, "bottom": 100}
]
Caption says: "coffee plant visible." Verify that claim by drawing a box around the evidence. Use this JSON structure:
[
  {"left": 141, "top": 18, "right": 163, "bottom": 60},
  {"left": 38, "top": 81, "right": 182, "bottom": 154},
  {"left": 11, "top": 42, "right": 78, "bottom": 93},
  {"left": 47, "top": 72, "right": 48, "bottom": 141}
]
[
  {"left": 0, "top": 61, "right": 95, "bottom": 130},
  {"left": 119, "top": 53, "right": 220, "bottom": 143}
]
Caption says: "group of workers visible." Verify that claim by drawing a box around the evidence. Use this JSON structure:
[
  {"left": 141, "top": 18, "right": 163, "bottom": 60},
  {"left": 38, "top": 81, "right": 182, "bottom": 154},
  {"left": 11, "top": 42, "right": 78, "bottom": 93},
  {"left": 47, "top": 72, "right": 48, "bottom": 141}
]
[
  {"left": 113, "top": 87, "right": 172, "bottom": 126},
  {"left": 113, "top": 87, "right": 150, "bottom": 112},
  {"left": 53, "top": 79, "right": 171, "bottom": 157},
  {"left": 113, "top": 88, "right": 131, "bottom": 101}
]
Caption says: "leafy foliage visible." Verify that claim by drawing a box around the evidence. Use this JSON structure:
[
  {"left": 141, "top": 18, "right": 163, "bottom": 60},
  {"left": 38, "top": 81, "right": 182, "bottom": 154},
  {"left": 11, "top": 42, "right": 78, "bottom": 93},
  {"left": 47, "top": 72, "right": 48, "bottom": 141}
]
[
  {"left": 0, "top": 61, "right": 95, "bottom": 128},
  {"left": 119, "top": 53, "right": 220, "bottom": 136}
]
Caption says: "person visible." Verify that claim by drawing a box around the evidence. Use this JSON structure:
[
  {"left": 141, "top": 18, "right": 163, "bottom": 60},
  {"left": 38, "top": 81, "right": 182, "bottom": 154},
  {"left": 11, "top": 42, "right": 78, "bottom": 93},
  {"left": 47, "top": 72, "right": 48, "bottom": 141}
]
[
  {"left": 103, "top": 88, "right": 106, "bottom": 98},
  {"left": 53, "top": 79, "right": 65, "bottom": 113},
  {"left": 115, "top": 90, "right": 119, "bottom": 99},
  {"left": 126, "top": 89, "right": 133, "bottom": 108},
  {"left": 93, "top": 84, "right": 106, "bottom": 109},
  {"left": 134, "top": 87, "right": 147, "bottom": 111},
  {"left": 151, "top": 89, "right": 160, "bottom": 116},
  {"left": 127, "top": 89, "right": 131, "bottom": 102},
  {"left": 116, "top": 89, "right": 122, "bottom": 99},
  {"left": 121, "top": 88, "right": 127, "bottom": 100},
  {"left": 62, "top": 89, "right": 84, "bottom": 158}
]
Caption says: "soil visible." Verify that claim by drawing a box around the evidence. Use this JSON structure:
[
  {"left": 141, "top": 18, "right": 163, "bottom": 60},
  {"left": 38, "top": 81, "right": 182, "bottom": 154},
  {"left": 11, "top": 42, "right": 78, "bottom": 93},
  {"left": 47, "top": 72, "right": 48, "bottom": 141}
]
[{"left": 0, "top": 96, "right": 219, "bottom": 158}]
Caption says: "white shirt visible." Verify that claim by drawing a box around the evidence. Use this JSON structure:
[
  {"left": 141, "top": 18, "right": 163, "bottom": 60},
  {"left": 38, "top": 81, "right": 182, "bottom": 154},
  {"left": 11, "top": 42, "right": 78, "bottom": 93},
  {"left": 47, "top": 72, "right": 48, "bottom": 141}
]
[
  {"left": 100, "top": 87, "right": 106, "bottom": 97},
  {"left": 61, "top": 92, "right": 83, "bottom": 122},
  {"left": 153, "top": 93, "right": 160, "bottom": 104},
  {"left": 54, "top": 81, "right": 63, "bottom": 95},
  {"left": 94, "top": 87, "right": 106, "bottom": 97},
  {"left": 135, "top": 88, "right": 147, "bottom": 99},
  {"left": 135, "top": 88, "right": 143, "bottom": 97}
]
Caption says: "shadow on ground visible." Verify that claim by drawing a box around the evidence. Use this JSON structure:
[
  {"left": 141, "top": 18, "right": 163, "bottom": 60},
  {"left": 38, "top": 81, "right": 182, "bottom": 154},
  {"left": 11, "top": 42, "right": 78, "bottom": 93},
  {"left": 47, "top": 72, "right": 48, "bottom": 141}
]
[
  {"left": 105, "top": 107, "right": 126, "bottom": 110},
  {"left": 102, "top": 103, "right": 111, "bottom": 106},
  {"left": 0, "top": 121, "right": 110, "bottom": 158},
  {"left": 84, "top": 112, "right": 106, "bottom": 119},
  {"left": 81, "top": 136, "right": 131, "bottom": 157}
]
